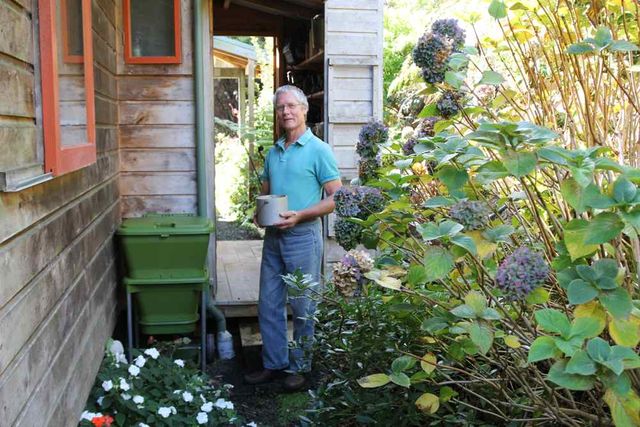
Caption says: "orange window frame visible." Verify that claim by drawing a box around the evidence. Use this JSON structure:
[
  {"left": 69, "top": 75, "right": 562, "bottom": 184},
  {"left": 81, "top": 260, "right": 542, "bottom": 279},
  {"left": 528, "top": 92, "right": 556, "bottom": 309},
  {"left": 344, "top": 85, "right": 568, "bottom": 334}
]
[
  {"left": 39, "top": 0, "right": 96, "bottom": 176},
  {"left": 123, "top": 0, "right": 182, "bottom": 64},
  {"left": 61, "top": 0, "right": 83, "bottom": 64}
]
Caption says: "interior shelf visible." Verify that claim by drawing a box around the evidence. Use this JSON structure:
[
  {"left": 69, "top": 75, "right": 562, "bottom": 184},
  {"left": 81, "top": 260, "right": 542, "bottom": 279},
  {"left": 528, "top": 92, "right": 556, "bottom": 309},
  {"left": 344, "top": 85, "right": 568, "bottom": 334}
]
[{"left": 291, "top": 50, "right": 324, "bottom": 71}]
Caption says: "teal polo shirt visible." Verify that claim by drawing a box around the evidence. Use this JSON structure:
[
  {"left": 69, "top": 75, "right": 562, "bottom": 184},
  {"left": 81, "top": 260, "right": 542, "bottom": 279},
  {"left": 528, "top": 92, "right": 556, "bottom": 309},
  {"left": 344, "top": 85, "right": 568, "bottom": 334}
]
[{"left": 260, "top": 128, "right": 340, "bottom": 211}]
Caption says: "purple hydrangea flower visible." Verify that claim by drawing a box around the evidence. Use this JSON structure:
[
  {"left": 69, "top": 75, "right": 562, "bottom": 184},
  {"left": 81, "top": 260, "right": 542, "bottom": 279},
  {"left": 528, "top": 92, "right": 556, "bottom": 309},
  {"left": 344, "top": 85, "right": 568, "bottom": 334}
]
[
  {"left": 357, "top": 120, "right": 389, "bottom": 158},
  {"left": 436, "top": 90, "right": 464, "bottom": 118},
  {"left": 413, "top": 33, "right": 452, "bottom": 84},
  {"left": 431, "top": 19, "right": 466, "bottom": 50},
  {"left": 334, "top": 187, "right": 363, "bottom": 218},
  {"left": 496, "top": 247, "right": 550, "bottom": 299},
  {"left": 334, "top": 218, "right": 363, "bottom": 251},
  {"left": 402, "top": 138, "right": 418, "bottom": 155},
  {"left": 358, "top": 157, "right": 381, "bottom": 184}
]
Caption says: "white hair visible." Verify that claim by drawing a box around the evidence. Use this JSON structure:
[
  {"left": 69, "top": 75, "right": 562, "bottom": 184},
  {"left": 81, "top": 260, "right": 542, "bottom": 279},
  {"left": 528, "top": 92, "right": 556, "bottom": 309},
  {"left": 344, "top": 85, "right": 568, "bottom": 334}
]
[{"left": 273, "top": 85, "right": 309, "bottom": 111}]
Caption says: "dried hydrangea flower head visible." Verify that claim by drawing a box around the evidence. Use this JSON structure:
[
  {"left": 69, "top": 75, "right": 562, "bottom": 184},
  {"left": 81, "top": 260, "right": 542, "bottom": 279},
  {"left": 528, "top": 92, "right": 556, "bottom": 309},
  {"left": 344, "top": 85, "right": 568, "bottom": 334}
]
[
  {"left": 496, "top": 247, "right": 550, "bottom": 299},
  {"left": 412, "top": 32, "right": 452, "bottom": 84},
  {"left": 431, "top": 19, "right": 466, "bottom": 50},
  {"left": 358, "top": 157, "right": 382, "bottom": 184},
  {"left": 436, "top": 90, "right": 464, "bottom": 118},
  {"left": 334, "top": 218, "right": 363, "bottom": 251},
  {"left": 449, "top": 200, "right": 492, "bottom": 230},
  {"left": 414, "top": 116, "right": 439, "bottom": 139},
  {"left": 357, "top": 119, "right": 389, "bottom": 158},
  {"left": 332, "top": 249, "right": 374, "bottom": 297},
  {"left": 334, "top": 186, "right": 363, "bottom": 218}
]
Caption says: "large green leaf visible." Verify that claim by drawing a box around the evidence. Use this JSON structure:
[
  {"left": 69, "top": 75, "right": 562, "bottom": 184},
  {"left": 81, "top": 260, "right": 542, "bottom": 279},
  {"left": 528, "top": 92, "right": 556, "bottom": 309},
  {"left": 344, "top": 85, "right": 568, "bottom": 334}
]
[
  {"left": 488, "top": 0, "right": 507, "bottom": 18},
  {"left": 407, "top": 265, "right": 428, "bottom": 286},
  {"left": 554, "top": 336, "right": 584, "bottom": 357},
  {"left": 594, "top": 258, "right": 620, "bottom": 279},
  {"left": 451, "top": 234, "right": 477, "bottom": 255},
  {"left": 357, "top": 373, "right": 390, "bottom": 388},
  {"left": 503, "top": 150, "right": 537, "bottom": 177},
  {"left": 600, "top": 288, "right": 633, "bottom": 319},
  {"left": 478, "top": 70, "right": 505, "bottom": 86},
  {"left": 392, "top": 355, "right": 417, "bottom": 373},
  {"left": 450, "top": 304, "right": 477, "bottom": 319},
  {"left": 528, "top": 336, "right": 559, "bottom": 363},
  {"left": 570, "top": 317, "right": 603, "bottom": 339},
  {"left": 563, "top": 219, "right": 599, "bottom": 260},
  {"left": 609, "top": 40, "right": 640, "bottom": 53},
  {"left": 567, "top": 42, "right": 596, "bottom": 55},
  {"left": 464, "top": 291, "right": 487, "bottom": 315},
  {"left": 423, "top": 247, "right": 455, "bottom": 282},
  {"left": 547, "top": 360, "right": 596, "bottom": 391},
  {"left": 437, "top": 166, "right": 469, "bottom": 192},
  {"left": 585, "top": 212, "right": 625, "bottom": 244},
  {"left": 565, "top": 350, "right": 597, "bottom": 375},
  {"left": 482, "top": 224, "right": 514, "bottom": 243},
  {"left": 445, "top": 71, "right": 465, "bottom": 90},
  {"left": 604, "top": 388, "right": 640, "bottom": 427},
  {"left": 535, "top": 309, "right": 571, "bottom": 337},
  {"left": 469, "top": 322, "right": 493, "bottom": 355},
  {"left": 475, "top": 161, "right": 509, "bottom": 184},
  {"left": 613, "top": 177, "right": 638, "bottom": 204},
  {"left": 567, "top": 279, "right": 598, "bottom": 305},
  {"left": 389, "top": 372, "right": 411, "bottom": 388}
]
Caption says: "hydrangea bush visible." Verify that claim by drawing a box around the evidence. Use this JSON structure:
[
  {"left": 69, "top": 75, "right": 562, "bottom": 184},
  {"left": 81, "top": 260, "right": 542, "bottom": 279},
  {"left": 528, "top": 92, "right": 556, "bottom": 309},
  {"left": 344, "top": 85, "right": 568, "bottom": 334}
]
[
  {"left": 495, "top": 246, "right": 550, "bottom": 299},
  {"left": 79, "top": 342, "right": 242, "bottom": 427},
  {"left": 449, "top": 200, "right": 492, "bottom": 230},
  {"left": 332, "top": 250, "right": 374, "bottom": 297}
]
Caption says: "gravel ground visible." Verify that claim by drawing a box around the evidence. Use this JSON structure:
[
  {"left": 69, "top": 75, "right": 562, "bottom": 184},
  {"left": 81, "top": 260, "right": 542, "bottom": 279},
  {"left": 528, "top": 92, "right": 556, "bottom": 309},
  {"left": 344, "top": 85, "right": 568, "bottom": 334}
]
[{"left": 216, "top": 220, "right": 263, "bottom": 240}]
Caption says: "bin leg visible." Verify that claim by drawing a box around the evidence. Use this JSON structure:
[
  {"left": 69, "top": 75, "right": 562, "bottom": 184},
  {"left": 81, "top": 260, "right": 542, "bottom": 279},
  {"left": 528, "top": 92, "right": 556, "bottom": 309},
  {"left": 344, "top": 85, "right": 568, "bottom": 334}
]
[
  {"left": 201, "top": 290, "right": 206, "bottom": 371},
  {"left": 127, "top": 292, "right": 133, "bottom": 362}
]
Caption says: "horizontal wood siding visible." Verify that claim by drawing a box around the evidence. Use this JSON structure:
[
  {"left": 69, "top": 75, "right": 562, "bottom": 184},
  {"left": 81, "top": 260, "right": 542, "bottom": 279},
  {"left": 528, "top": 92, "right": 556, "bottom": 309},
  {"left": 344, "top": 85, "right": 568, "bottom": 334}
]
[
  {"left": 0, "top": 2, "right": 120, "bottom": 426},
  {"left": 117, "top": 1, "right": 196, "bottom": 218}
]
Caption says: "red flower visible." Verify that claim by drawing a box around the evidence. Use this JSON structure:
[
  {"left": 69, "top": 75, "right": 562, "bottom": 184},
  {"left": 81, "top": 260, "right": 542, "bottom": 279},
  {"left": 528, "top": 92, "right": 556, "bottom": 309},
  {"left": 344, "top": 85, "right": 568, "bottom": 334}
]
[{"left": 91, "top": 415, "right": 114, "bottom": 427}]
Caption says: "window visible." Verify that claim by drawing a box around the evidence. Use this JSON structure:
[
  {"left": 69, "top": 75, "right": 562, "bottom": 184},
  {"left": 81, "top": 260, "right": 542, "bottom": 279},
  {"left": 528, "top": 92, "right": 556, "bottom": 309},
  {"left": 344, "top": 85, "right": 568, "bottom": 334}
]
[
  {"left": 39, "top": 0, "right": 96, "bottom": 176},
  {"left": 123, "top": 0, "right": 182, "bottom": 64}
]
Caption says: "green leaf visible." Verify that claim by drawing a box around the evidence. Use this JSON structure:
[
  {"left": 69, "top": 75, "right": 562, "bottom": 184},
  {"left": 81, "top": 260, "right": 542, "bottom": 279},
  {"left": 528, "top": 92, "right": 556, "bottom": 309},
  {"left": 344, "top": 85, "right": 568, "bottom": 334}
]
[
  {"left": 535, "top": 309, "right": 571, "bottom": 337},
  {"left": 437, "top": 166, "right": 469, "bottom": 192},
  {"left": 583, "top": 184, "right": 616, "bottom": 209},
  {"left": 595, "top": 276, "right": 618, "bottom": 290},
  {"left": 392, "top": 355, "right": 417, "bottom": 373},
  {"left": 570, "top": 317, "right": 603, "bottom": 339},
  {"left": 554, "top": 336, "right": 584, "bottom": 357},
  {"left": 528, "top": 336, "right": 558, "bottom": 363},
  {"left": 561, "top": 179, "right": 587, "bottom": 213},
  {"left": 488, "top": 0, "right": 507, "bottom": 19},
  {"left": 480, "top": 307, "right": 502, "bottom": 320},
  {"left": 613, "top": 176, "right": 637, "bottom": 204},
  {"left": 448, "top": 53, "right": 470, "bottom": 71},
  {"left": 586, "top": 337, "right": 611, "bottom": 361},
  {"left": 603, "top": 359, "right": 625, "bottom": 376},
  {"left": 564, "top": 219, "right": 599, "bottom": 260},
  {"left": 608, "top": 40, "right": 640, "bottom": 52},
  {"left": 547, "top": 360, "right": 596, "bottom": 390},
  {"left": 389, "top": 372, "right": 411, "bottom": 388},
  {"left": 609, "top": 317, "right": 640, "bottom": 347},
  {"left": 464, "top": 291, "right": 487, "bottom": 315},
  {"left": 594, "top": 27, "right": 613, "bottom": 47},
  {"left": 415, "top": 392, "right": 440, "bottom": 414},
  {"left": 394, "top": 159, "right": 414, "bottom": 170},
  {"left": 526, "top": 287, "right": 550, "bottom": 304},
  {"left": 418, "top": 103, "right": 439, "bottom": 118},
  {"left": 604, "top": 387, "right": 640, "bottom": 427},
  {"left": 478, "top": 70, "right": 505, "bottom": 86},
  {"left": 482, "top": 224, "right": 514, "bottom": 243},
  {"left": 565, "top": 350, "right": 597, "bottom": 375},
  {"left": 567, "top": 279, "right": 598, "bottom": 305},
  {"left": 451, "top": 234, "right": 477, "bottom": 255},
  {"left": 423, "top": 247, "right": 455, "bottom": 282},
  {"left": 423, "top": 196, "right": 455, "bottom": 208},
  {"left": 420, "top": 353, "right": 437, "bottom": 374},
  {"left": 421, "top": 317, "right": 449, "bottom": 333},
  {"left": 469, "top": 322, "right": 493, "bottom": 355},
  {"left": 439, "top": 386, "right": 457, "bottom": 402},
  {"left": 600, "top": 288, "right": 633, "bottom": 319},
  {"left": 357, "top": 373, "right": 390, "bottom": 388},
  {"left": 475, "top": 161, "right": 509, "bottom": 184},
  {"left": 585, "top": 212, "right": 625, "bottom": 245},
  {"left": 503, "top": 150, "right": 537, "bottom": 177},
  {"left": 450, "top": 304, "right": 477, "bottom": 319},
  {"left": 445, "top": 71, "right": 465, "bottom": 90},
  {"left": 407, "top": 265, "right": 428, "bottom": 286},
  {"left": 576, "top": 265, "right": 598, "bottom": 282},
  {"left": 567, "top": 42, "right": 596, "bottom": 55},
  {"left": 594, "top": 258, "right": 619, "bottom": 278}
]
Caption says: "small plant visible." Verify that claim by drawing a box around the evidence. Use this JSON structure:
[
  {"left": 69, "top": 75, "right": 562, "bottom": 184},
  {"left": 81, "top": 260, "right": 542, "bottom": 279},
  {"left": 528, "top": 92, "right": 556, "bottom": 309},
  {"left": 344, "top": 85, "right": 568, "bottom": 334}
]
[{"left": 80, "top": 341, "right": 241, "bottom": 426}]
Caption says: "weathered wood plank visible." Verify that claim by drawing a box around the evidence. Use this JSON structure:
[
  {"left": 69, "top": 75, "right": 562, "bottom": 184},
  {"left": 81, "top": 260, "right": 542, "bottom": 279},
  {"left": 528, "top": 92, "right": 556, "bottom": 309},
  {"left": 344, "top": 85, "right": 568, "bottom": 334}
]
[
  {"left": 119, "top": 125, "right": 195, "bottom": 148},
  {"left": 94, "top": 65, "right": 117, "bottom": 99},
  {"left": 325, "top": 33, "right": 379, "bottom": 56},
  {"left": 0, "top": 2, "right": 32, "bottom": 63},
  {"left": 59, "top": 76, "right": 85, "bottom": 101},
  {"left": 92, "top": 27, "right": 117, "bottom": 73},
  {"left": 0, "top": 124, "right": 37, "bottom": 170},
  {"left": 329, "top": 100, "right": 373, "bottom": 118},
  {"left": 121, "top": 195, "right": 197, "bottom": 217},
  {"left": 96, "top": 0, "right": 116, "bottom": 28},
  {"left": 95, "top": 96, "right": 117, "bottom": 125},
  {"left": 333, "top": 145, "right": 358, "bottom": 170},
  {"left": 329, "top": 123, "right": 360, "bottom": 147},
  {"left": 331, "top": 65, "right": 372, "bottom": 79},
  {"left": 0, "top": 179, "right": 117, "bottom": 309},
  {"left": 0, "top": 206, "right": 118, "bottom": 425},
  {"left": 11, "top": 0, "right": 32, "bottom": 13},
  {"left": 325, "top": 0, "right": 379, "bottom": 10},
  {"left": 119, "top": 101, "right": 195, "bottom": 125},
  {"left": 0, "top": 150, "right": 118, "bottom": 241},
  {"left": 0, "top": 62, "right": 34, "bottom": 118},
  {"left": 118, "top": 76, "right": 194, "bottom": 101},
  {"left": 96, "top": 126, "right": 118, "bottom": 153},
  {"left": 92, "top": 0, "right": 116, "bottom": 50},
  {"left": 329, "top": 78, "right": 372, "bottom": 101},
  {"left": 121, "top": 148, "right": 196, "bottom": 172},
  {"left": 120, "top": 171, "right": 197, "bottom": 196},
  {"left": 325, "top": 9, "right": 378, "bottom": 32}
]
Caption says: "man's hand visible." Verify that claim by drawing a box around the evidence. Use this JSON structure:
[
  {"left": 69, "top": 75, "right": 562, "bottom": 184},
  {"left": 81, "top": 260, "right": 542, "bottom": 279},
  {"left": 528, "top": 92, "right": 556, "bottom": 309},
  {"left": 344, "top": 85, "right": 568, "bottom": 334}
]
[{"left": 274, "top": 211, "right": 299, "bottom": 229}]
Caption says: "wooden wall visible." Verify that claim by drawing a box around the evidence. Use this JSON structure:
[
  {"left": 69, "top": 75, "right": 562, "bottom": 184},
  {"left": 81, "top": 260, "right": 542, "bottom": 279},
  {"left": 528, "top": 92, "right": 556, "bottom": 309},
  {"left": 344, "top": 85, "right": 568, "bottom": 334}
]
[
  {"left": 118, "top": 0, "right": 198, "bottom": 218},
  {"left": 0, "top": 0, "right": 120, "bottom": 425}
]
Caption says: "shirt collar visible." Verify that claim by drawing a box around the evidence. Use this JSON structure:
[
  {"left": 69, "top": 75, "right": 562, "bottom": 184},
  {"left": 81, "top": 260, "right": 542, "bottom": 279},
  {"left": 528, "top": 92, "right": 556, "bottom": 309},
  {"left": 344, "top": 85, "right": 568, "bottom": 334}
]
[{"left": 275, "top": 128, "right": 311, "bottom": 150}]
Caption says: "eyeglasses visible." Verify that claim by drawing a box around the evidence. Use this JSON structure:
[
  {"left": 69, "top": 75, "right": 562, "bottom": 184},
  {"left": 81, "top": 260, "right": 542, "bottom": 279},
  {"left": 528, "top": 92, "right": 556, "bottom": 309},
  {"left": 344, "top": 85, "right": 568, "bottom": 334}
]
[{"left": 275, "top": 103, "right": 302, "bottom": 113}]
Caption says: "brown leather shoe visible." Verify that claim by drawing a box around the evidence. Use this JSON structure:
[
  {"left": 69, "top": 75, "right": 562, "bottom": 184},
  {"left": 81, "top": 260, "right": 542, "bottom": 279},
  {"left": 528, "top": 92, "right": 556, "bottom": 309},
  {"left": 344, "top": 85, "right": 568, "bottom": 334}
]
[
  {"left": 283, "top": 374, "right": 307, "bottom": 392},
  {"left": 243, "top": 369, "right": 280, "bottom": 385}
]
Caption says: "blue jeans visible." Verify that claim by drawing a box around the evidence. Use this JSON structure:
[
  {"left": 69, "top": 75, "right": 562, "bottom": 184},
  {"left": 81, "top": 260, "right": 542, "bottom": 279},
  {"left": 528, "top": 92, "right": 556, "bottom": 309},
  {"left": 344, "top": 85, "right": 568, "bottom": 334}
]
[{"left": 258, "top": 219, "right": 322, "bottom": 373}]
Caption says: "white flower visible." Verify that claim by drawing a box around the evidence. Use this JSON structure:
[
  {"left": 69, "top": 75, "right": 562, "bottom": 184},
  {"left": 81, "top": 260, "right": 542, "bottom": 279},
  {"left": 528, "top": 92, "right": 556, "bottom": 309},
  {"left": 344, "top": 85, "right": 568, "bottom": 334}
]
[
  {"left": 139, "top": 424, "right": 150, "bottom": 427},
  {"left": 224, "top": 384, "right": 234, "bottom": 389},
  {"left": 246, "top": 423, "right": 257, "bottom": 427},
  {"left": 134, "top": 355, "right": 147, "bottom": 368},
  {"left": 115, "top": 352, "right": 128, "bottom": 365},
  {"left": 174, "top": 359, "right": 185, "bottom": 368},
  {"left": 96, "top": 396, "right": 104, "bottom": 406},
  {"left": 200, "top": 394, "right": 207, "bottom": 402},
  {"left": 196, "top": 412, "right": 209, "bottom": 425},
  {"left": 170, "top": 406, "right": 177, "bottom": 414},
  {"left": 158, "top": 407, "right": 173, "bottom": 418},
  {"left": 182, "top": 391, "right": 194, "bottom": 402},
  {"left": 121, "top": 393, "right": 131, "bottom": 401},
  {"left": 144, "top": 348, "right": 160, "bottom": 359},
  {"left": 80, "top": 411, "right": 101, "bottom": 421},
  {"left": 214, "top": 398, "right": 234, "bottom": 410},
  {"left": 102, "top": 380, "right": 113, "bottom": 391},
  {"left": 173, "top": 389, "right": 182, "bottom": 394},
  {"left": 201, "top": 402, "right": 213, "bottom": 413},
  {"left": 119, "top": 378, "right": 130, "bottom": 391},
  {"left": 128, "top": 365, "right": 141, "bottom": 377},
  {"left": 133, "top": 395, "right": 144, "bottom": 404}
]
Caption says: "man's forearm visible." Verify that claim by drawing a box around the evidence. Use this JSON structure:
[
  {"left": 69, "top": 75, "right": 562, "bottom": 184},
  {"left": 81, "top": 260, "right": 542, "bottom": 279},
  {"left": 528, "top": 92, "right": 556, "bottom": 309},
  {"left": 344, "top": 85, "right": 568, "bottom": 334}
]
[{"left": 295, "top": 195, "right": 335, "bottom": 222}]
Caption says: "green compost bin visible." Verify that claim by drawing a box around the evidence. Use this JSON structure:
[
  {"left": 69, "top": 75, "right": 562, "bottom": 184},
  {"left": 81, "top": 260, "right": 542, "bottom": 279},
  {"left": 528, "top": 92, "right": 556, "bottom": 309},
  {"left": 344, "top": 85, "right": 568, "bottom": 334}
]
[
  {"left": 117, "top": 214, "right": 214, "bottom": 279},
  {"left": 125, "top": 273, "right": 208, "bottom": 335}
]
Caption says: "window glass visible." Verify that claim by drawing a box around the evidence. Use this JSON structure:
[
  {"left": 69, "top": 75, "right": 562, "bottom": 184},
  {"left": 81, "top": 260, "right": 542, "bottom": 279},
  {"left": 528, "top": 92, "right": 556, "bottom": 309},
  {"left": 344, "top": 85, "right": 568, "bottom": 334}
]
[{"left": 130, "top": 0, "right": 176, "bottom": 57}]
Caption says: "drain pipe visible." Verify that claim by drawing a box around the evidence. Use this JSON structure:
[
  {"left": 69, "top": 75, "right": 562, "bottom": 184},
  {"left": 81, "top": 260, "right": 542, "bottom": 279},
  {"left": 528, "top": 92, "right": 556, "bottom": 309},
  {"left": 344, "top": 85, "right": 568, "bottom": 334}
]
[{"left": 194, "top": 0, "right": 232, "bottom": 357}]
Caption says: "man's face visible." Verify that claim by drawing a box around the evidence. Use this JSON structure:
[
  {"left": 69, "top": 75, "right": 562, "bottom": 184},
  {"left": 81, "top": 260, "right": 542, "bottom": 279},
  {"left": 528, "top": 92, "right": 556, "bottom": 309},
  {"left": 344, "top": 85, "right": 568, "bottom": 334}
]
[{"left": 275, "top": 91, "right": 307, "bottom": 132}]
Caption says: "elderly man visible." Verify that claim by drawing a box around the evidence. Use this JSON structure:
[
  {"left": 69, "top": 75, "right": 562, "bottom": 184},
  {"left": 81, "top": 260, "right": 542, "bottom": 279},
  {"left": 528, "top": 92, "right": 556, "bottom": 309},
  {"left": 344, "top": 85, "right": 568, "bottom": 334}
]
[{"left": 244, "top": 85, "right": 342, "bottom": 391}]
